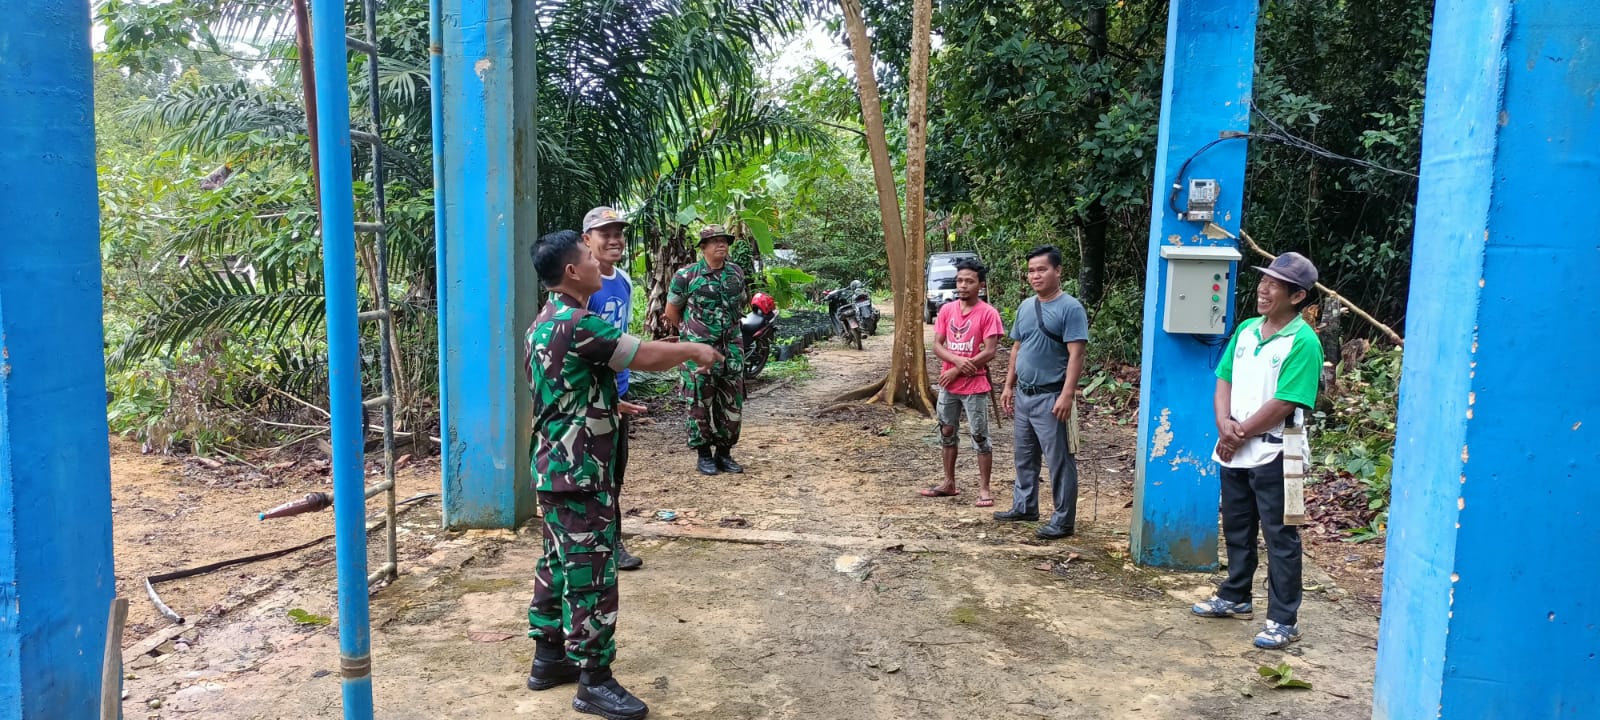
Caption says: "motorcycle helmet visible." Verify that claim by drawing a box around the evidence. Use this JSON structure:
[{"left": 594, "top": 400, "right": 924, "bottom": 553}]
[{"left": 751, "top": 292, "right": 777, "bottom": 314}]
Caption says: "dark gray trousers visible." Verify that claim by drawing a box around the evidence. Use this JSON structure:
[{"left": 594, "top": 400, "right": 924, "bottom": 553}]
[
  {"left": 1217, "top": 456, "right": 1302, "bottom": 625},
  {"left": 1010, "top": 390, "right": 1079, "bottom": 531}
]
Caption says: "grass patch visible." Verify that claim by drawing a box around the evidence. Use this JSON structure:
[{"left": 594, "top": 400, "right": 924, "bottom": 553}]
[
  {"left": 762, "top": 356, "right": 814, "bottom": 383},
  {"left": 949, "top": 605, "right": 979, "bottom": 625}
]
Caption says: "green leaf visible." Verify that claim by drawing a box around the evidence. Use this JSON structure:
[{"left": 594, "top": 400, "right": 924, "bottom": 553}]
[
  {"left": 288, "top": 608, "right": 331, "bottom": 626},
  {"left": 674, "top": 206, "right": 701, "bottom": 227},
  {"left": 746, "top": 217, "right": 775, "bottom": 255},
  {"left": 768, "top": 267, "right": 815, "bottom": 284}
]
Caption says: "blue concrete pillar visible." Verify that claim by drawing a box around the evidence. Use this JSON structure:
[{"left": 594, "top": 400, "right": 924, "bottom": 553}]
[
  {"left": 1129, "top": 0, "right": 1259, "bottom": 569},
  {"left": 0, "top": 2, "right": 118, "bottom": 717},
  {"left": 1374, "top": 3, "right": 1600, "bottom": 717},
  {"left": 434, "top": 0, "right": 539, "bottom": 528}
]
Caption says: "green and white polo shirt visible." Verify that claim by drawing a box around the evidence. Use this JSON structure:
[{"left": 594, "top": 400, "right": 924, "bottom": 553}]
[{"left": 1212, "top": 315, "right": 1323, "bottom": 469}]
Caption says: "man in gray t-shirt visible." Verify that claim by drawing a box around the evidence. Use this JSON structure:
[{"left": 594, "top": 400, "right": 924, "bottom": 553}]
[{"left": 997, "top": 245, "right": 1088, "bottom": 538}]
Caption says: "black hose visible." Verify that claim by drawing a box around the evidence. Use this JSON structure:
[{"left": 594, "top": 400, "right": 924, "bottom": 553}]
[{"left": 141, "top": 493, "right": 440, "bottom": 624}]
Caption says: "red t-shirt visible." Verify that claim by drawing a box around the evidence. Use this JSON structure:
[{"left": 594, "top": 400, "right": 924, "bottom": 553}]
[{"left": 934, "top": 300, "right": 1005, "bottom": 395}]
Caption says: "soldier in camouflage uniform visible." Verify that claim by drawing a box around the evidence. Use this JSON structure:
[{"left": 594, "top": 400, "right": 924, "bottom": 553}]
[
  {"left": 523, "top": 229, "right": 720, "bottom": 720},
  {"left": 664, "top": 225, "right": 748, "bottom": 476}
]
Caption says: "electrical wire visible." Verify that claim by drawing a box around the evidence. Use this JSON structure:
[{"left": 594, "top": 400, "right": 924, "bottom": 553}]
[{"left": 1166, "top": 101, "right": 1419, "bottom": 217}]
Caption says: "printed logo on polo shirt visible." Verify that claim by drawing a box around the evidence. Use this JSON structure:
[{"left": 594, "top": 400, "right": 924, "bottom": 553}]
[
  {"left": 598, "top": 297, "right": 628, "bottom": 326},
  {"left": 1270, "top": 353, "right": 1283, "bottom": 368}
]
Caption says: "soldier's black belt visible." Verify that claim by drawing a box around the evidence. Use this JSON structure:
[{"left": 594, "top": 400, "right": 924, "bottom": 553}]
[{"left": 1018, "top": 381, "right": 1064, "bottom": 396}]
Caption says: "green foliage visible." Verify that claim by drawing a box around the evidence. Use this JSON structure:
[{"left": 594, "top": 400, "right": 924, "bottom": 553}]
[
  {"left": 94, "top": 0, "right": 813, "bottom": 448},
  {"left": 762, "top": 356, "right": 815, "bottom": 383},
  {"left": 1248, "top": 0, "right": 1430, "bottom": 328},
  {"left": 926, "top": 0, "right": 1166, "bottom": 304},
  {"left": 1313, "top": 347, "right": 1402, "bottom": 541}
]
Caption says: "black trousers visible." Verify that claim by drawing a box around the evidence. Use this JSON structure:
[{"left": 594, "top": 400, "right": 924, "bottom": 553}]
[{"left": 1217, "top": 455, "right": 1302, "bottom": 625}]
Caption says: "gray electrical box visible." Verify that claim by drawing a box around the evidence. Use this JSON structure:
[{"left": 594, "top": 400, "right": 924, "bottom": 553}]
[{"left": 1159, "top": 246, "right": 1242, "bottom": 335}]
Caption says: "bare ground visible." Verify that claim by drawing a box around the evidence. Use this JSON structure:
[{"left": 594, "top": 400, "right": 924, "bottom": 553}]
[{"left": 116, "top": 310, "right": 1378, "bottom": 719}]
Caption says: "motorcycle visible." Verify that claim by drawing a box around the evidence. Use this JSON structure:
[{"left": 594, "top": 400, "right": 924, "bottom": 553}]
[
  {"left": 740, "top": 292, "right": 779, "bottom": 380},
  {"left": 823, "top": 284, "right": 868, "bottom": 351},
  {"left": 847, "top": 280, "right": 879, "bottom": 335}
]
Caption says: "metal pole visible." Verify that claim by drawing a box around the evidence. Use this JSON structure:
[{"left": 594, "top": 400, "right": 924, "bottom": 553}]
[
  {"left": 1127, "top": 0, "right": 1258, "bottom": 570},
  {"left": 430, "top": 0, "right": 450, "bottom": 517},
  {"left": 308, "top": 0, "right": 375, "bottom": 716}
]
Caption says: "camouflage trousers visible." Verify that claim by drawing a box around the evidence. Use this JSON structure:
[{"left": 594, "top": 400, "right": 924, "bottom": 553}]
[
  {"left": 680, "top": 342, "right": 744, "bottom": 449},
  {"left": 528, "top": 490, "right": 619, "bottom": 668}
]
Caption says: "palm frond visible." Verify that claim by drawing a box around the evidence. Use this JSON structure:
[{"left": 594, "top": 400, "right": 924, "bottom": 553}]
[
  {"left": 129, "top": 80, "right": 306, "bottom": 159},
  {"left": 110, "top": 263, "right": 326, "bottom": 369}
]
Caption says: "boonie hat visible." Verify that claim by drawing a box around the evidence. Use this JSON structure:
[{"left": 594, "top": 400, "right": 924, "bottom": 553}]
[{"left": 698, "top": 225, "right": 735, "bottom": 245}]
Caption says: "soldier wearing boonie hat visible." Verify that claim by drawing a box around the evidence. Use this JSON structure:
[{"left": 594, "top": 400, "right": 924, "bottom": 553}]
[
  {"left": 663, "top": 225, "right": 748, "bottom": 475},
  {"left": 1191, "top": 251, "right": 1324, "bottom": 652}
]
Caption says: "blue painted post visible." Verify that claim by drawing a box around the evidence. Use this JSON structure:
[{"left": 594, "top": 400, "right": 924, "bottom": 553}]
[
  {"left": 0, "top": 2, "right": 118, "bottom": 717},
  {"left": 434, "top": 0, "right": 539, "bottom": 528},
  {"left": 1374, "top": 3, "right": 1600, "bottom": 717},
  {"left": 1129, "top": 0, "right": 1259, "bottom": 569},
  {"left": 308, "top": 0, "right": 375, "bottom": 715}
]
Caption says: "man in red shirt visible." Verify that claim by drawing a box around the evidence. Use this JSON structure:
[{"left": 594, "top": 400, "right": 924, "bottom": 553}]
[{"left": 920, "top": 258, "right": 1006, "bottom": 506}]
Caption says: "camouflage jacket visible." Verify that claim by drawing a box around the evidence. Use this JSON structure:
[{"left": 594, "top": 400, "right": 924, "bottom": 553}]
[
  {"left": 524, "top": 293, "right": 642, "bottom": 493},
  {"left": 668, "top": 260, "right": 746, "bottom": 345}
]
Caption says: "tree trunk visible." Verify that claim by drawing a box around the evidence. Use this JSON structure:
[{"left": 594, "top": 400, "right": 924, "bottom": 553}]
[
  {"left": 1078, "top": 1, "right": 1110, "bottom": 307},
  {"left": 645, "top": 225, "right": 693, "bottom": 338},
  {"left": 1079, "top": 199, "right": 1108, "bottom": 307},
  {"left": 832, "top": 0, "right": 936, "bottom": 415}
]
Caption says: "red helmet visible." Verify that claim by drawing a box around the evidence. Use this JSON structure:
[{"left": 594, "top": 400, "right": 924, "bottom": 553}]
[{"left": 751, "top": 292, "right": 777, "bottom": 314}]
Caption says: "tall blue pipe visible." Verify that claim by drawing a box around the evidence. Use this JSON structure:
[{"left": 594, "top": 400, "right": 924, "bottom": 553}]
[
  {"left": 308, "top": 0, "right": 376, "bottom": 716},
  {"left": 430, "top": 0, "right": 450, "bottom": 513}
]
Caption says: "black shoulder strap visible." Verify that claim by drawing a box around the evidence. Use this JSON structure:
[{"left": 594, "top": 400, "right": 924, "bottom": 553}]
[{"left": 1034, "top": 297, "right": 1068, "bottom": 347}]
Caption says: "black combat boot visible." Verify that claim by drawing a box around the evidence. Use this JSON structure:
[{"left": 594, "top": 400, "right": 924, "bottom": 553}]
[
  {"left": 526, "top": 640, "right": 580, "bottom": 691},
  {"left": 615, "top": 538, "right": 643, "bottom": 571},
  {"left": 714, "top": 448, "right": 744, "bottom": 474},
  {"left": 696, "top": 447, "right": 719, "bottom": 476},
  {"left": 573, "top": 667, "right": 650, "bottom": 720}
]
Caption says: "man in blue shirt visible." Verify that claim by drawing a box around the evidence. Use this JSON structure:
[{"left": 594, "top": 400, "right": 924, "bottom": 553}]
[{"left": 582, "top": 206, "right": 646, "bottom": 571}]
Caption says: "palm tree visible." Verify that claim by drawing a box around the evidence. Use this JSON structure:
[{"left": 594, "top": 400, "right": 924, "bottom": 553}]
[{"left": 96, "top": 0, "right": 820, "bottom": 441}]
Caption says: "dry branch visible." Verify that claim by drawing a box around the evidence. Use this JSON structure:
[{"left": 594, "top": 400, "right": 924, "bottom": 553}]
[{"left": 1214, "top": 225, "right": 1405, "bottom": 346}]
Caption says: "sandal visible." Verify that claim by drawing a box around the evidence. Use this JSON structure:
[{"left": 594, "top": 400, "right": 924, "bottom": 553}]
[
  {"left": 974, "top": 497, "right": 994, "bottom": 507},
  {"left": 918, "top": 486, "right": 960, "bottom": 498}
]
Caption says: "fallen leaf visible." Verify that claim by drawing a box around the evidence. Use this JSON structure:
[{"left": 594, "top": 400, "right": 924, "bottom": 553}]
[
  {"left": 287, "top": 608, "right": 331, "bottom": 626},
  {"left": 1035, "top": 562, "right": 1054, "bottom": 571}
]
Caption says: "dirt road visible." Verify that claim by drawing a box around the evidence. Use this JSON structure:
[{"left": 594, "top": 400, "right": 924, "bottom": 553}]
[{"left": 116, "top": 309, "right": 1378, "bottom": 719}]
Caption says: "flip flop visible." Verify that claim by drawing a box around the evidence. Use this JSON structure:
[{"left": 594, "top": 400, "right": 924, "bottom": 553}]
[
  {"left": 918, "top": 486, "right": 961, "bottom": 498},
  {"left": 974, "top": 497, "right": 994, "bottom": 507}
]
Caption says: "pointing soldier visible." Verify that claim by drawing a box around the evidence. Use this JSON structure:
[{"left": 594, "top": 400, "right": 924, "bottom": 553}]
[
  {"left": 523, "top": 229, "right": 721, "bottom": 720},
  {"left": 663, "top": 225, "right": 748, "bottom": 476}
]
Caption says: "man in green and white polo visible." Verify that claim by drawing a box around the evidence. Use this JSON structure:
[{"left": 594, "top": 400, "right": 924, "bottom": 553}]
[{"left": 1191, "top": 252, "right": 1324, "bottom": 650}]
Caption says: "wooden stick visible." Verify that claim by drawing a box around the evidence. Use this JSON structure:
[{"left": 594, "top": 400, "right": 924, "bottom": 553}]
[
  {"left": 1234, "top": 229, "right": 1404, "bottom": 346},
  {"left": 101, "top": 597, "right": 129, "bottom": 720}
]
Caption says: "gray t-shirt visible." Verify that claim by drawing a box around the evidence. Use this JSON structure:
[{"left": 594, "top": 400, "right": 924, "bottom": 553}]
[{"left": 1011, "top": 293, "right": 1089, "bottom": 387}]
